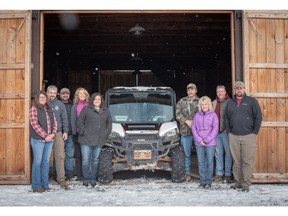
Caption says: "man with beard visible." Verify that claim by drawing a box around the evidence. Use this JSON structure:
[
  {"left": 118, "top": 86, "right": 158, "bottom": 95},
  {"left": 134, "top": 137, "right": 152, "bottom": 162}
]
[
  {"left": 224, "top": 81, "right": 262, "bottom": 192},
  {"left": 176, "top": 83, "right": 199, "bottom": 181}
]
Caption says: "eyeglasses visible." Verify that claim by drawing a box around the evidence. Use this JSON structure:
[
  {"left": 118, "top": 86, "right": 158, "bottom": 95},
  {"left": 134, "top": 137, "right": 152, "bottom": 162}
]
[{"left": 39, "top": 96, "right": 46, "bottom": 99}]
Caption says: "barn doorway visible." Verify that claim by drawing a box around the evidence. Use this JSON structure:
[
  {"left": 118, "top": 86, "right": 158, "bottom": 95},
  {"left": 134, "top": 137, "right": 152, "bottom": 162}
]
[{"left": 42, "top": 11, "right": 235, "bottom": 100}]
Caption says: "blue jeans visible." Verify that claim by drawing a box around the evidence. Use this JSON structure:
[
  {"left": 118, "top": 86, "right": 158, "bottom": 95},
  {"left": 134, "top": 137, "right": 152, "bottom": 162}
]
[
  {"left": 64, "top": 135, "right": 74, "bottom": 178},
  {"left": 196, "top": 145, "right": 216, "bottom": 185},
  {"left": 30, "top": 137, "right": 54, "bottom": 190},
  {"left": 81, "top": 144, "right": 102, "bottom": 184},
  {"left": 181, "top": 135, "right": 194, "bottom": 174},
  {"left": 215, "top": 131, "right": 232, "bottom": 177}
]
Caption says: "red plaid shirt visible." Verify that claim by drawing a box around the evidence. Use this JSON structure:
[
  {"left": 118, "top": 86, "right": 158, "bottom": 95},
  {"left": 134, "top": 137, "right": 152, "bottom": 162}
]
[{"left": 30, "top": 105, "right": 57, "bottom": 141}]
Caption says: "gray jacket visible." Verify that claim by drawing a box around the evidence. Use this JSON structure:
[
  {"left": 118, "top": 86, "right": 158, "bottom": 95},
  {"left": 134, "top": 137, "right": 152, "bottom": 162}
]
[
  {"left": 50, "top": 99, "right": 69, "bottom": 133},
  {"left": 77, "top": 105, "right": 112, "bottom": 147}
]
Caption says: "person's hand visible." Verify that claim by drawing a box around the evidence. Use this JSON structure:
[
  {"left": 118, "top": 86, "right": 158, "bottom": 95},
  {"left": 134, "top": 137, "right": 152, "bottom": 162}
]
[
  {"left": 185, "top": 120, "right": 192, "bottom": 128},
  {"left": 45, "top": 134, "right": 55, "bottom": 142},
  {"left": 63, "top": 132, "right": 68, "bottom": 140},
  {"left": 200, "top": 140, "right": 206, "bottom": 146}
]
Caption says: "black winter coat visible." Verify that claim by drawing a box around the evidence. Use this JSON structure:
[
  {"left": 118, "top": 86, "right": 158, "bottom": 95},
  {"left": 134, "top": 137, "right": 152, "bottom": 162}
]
[
  {"left": 77, "top": 105, "right": 112, "bottom": 147},
  {"left": 224, "top": 93, "right": 262, "bottom": 135}
]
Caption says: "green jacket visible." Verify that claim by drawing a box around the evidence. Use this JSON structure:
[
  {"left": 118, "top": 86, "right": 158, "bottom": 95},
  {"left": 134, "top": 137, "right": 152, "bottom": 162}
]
[{"left": 176, "top": 96, "right": 199, "bottom": 135}]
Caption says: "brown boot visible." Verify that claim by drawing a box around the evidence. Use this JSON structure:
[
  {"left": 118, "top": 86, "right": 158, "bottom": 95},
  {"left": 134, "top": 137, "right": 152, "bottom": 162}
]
[
  {"left": 230, "top": 183, "right": 242, "bottom": 190},
  {"left": 223, "top": 176, "right": 232, "bottom": 183},
  {"left": 33, "top": 188, "right": 45, "bottom": 193},
  {"left": 185, "top": 174, "right": 192, "bottom": 181},
  {"left": 58, "top": 180, "right": 68, "bottom": 189},
  {"left": 213, "top": 175, "right": 223, "bottom": 182}
]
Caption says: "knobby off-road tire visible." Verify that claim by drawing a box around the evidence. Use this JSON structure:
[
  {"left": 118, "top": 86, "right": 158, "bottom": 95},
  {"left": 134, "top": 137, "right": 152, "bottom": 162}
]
[
  {"left": 98, "top": 148, "right": 113, "bottom": 184},
  {"left": 171, "top": 146, "right": 185, "bottom": 183}
]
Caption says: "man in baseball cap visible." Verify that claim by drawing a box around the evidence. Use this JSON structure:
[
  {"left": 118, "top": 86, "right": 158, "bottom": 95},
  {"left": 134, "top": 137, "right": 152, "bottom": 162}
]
[
  {"left": 187, "top": 83, "right": 197, "bottom": 90},
  {"left": 59, "top": 87, "right": 74, "bottom": 181},
  {"left": 234, "top": 81, "right": 245, "bottom": 88},
  {"left": 60, "top": 87, "right": 70, "bottom": 94},
  {"left": 176, "top": 82, "right": 199, "bottom": 181}
]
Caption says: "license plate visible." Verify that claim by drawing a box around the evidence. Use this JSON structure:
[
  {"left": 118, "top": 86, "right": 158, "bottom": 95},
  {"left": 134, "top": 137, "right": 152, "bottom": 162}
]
[{"left": 134, "top": 150, "right": 152, "bottom": 160}]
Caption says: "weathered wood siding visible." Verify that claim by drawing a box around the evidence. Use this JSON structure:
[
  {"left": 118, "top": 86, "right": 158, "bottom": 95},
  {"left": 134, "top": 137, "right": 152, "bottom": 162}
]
[
  {"left": 0, "top": 11, "right": 31, "bottom": 184},
  {"left": 243, "top": 10, "right": 288, "bottom": 182}
]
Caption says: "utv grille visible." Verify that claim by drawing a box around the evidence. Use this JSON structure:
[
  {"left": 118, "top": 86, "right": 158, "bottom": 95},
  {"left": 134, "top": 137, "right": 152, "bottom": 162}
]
[
  {"left": 132, "top": 144, "right": 153, "bottom": 150},
  {"left": 126, "top": 134, "right": 158, "bottom": 140}
]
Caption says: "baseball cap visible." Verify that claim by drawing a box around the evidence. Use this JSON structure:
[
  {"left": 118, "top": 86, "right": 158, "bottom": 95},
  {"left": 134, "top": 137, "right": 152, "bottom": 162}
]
[
  {"left": 187, "top": 83, "right": 197, "bottom": 89},
  {"left": 60, "top": 87, "right": 70, "bottom": 94},
  {"left": 234, "top": 81, "right": 245, "bottom": 88}
]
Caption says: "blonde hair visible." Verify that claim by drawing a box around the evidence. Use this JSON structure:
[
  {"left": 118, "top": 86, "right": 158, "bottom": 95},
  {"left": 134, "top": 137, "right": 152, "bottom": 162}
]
[
  {"left": 198, "top": 96, "right": 213, "bottom": 111},
  {"left": 73, "top": 87, "right": 90, "bottom": 104}
]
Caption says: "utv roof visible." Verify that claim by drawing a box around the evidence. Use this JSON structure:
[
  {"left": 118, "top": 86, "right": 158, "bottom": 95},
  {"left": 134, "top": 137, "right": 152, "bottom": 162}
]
[{"left": 107, "top": 86, "right": 174, "bottom": 92}]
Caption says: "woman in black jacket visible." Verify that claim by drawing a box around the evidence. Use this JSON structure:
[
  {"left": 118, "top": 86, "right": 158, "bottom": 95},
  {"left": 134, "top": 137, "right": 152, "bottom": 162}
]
[{"left": 77, "top": 93, "right": 112, "bottom": 187}]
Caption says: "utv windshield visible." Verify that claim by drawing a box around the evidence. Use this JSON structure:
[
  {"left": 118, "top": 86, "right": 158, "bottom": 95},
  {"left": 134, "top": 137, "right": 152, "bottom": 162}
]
[{"left": 107, "top": 92, "right": 175, "bottom": 123}]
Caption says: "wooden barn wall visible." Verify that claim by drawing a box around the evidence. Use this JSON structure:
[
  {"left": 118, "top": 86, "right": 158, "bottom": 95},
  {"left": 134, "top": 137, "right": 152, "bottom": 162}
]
[
  {"left": 0, "top": 11, "right": 31, "bottom": 184},
  {"left": 243, "top": 11, "right": 288, "bottom": 182}
]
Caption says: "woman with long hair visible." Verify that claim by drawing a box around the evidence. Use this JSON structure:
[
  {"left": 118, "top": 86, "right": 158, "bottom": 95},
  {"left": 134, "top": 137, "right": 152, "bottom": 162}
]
[
  {"left": 70, "top": 87, "right": 90, "bottom": 181},
  {"left": 29, "top": 91, "right": 57, "bottom": 192},
  {"left": 77, "top": 93, "right": 112, "bottom": 187}
]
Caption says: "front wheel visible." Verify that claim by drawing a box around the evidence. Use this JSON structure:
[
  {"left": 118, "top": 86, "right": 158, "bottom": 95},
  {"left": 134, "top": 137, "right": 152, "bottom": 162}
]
[
  {"left": 171, "top": 146, "right": 185, "bottom": 183},
  {"left": 98, "top": 148, "right": 113, "bottom": 184}
]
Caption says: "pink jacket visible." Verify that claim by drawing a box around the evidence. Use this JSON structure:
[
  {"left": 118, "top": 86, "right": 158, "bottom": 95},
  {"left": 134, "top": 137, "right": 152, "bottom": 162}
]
[{"left": 192, "top": 111, "right": 219, "bottom": 146}]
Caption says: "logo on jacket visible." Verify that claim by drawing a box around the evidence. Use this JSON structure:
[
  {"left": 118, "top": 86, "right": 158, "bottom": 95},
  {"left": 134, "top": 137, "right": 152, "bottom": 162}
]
[{"left": 54, "top": 105, "right": 59, "bottom": 110}]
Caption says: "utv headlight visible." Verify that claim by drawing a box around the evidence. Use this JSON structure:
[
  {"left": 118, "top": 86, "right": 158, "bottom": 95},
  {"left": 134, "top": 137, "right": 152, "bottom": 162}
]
[
  {"left": 109, "top": 131, "right": 121, "bottom": 139},
  {"left": 164, "top": 128, "right": 178, "bottom": 139}
]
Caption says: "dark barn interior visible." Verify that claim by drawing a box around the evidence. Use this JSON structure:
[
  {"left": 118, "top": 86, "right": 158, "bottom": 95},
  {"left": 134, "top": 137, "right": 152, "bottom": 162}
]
[{"left": 43, "top": 12, "right": 232, "bottom": 99}]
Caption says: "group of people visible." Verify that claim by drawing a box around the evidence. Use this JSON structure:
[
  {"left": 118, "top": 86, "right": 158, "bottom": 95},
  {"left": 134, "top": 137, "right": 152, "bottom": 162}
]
[
  {"left": 176, "top": 81, "right": 262, "bottom": 192},
  {"left": 29, "top": 85, "right": 112, "bottom": 192},
  {"left": 29, "top": 80, "right": 262, "bottom": 193}
]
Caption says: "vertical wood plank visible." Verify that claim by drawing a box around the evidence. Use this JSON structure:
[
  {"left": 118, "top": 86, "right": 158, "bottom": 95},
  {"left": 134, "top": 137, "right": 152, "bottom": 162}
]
[
  {"left": 277, "top": 128, "right": 286, "bottom": 173},
  {"left": 256, "top": 128, "right": 268, "bottom": 172},
  {"left": 266, "top": 19, "right": 276, "bottom": 63},
  {"left": 7, "top": 19, "right": 16, "bottom": 64},
  {"left": 286, "top": 128, "right": 288, "bottom": 172},
  {"left": 285, "top": 20, "right": 288, "bottom": 64},
  {"left": 0, "top": 70, "right": 7, "bottom": 93},
  {"left": 0, "top": 20, "right": 7, "bottom": 64},
  {"left": 0, "top": 129, "right": 6, "bottom": 173},
  {"left": 275, "top": 19, "right": 285, "bottom": 93},
  {"left": 265, "top": 20, "right": 275, "bottom": 92},
  {"left": 15, "top": 18, "right": 25, "bottom": 64},
  {"left": 267, "top": 127, "right": 277, "bottom": 172},
  {"left": 255, "top": 19, "right": 266, "bottom": 93}
]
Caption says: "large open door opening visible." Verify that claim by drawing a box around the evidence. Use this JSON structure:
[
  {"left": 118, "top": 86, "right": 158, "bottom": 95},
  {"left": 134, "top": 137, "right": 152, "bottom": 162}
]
[{"left": 42, "top": 11, "right": 233, "bottom": 99}]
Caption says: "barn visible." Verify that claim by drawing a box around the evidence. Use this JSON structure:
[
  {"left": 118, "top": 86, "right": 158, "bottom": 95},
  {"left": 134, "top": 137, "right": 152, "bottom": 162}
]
[{"left": 0, "top": 10, "right": 287, "bottom": 184}]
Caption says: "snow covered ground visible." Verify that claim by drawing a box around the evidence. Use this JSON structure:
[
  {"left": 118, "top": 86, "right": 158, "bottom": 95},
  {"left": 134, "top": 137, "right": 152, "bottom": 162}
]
[{"left": 0, "top": 170, "right": 287, "bottom": 215}]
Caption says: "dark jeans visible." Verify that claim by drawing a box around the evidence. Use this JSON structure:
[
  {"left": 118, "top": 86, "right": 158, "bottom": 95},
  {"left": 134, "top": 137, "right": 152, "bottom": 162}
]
[{"left": 73, "top": 134, "right": 83, "bottom": 180}]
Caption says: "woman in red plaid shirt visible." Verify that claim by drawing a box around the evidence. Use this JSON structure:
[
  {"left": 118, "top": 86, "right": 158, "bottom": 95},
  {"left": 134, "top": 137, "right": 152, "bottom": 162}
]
[{"left": 29, "top": 91, "right": 57, "bottom": 193}]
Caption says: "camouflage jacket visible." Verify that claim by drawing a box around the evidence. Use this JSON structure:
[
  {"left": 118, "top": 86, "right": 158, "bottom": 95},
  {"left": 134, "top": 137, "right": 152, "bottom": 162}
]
[{"left": 176, "top": 96, "right": 199, "bottom": 135}]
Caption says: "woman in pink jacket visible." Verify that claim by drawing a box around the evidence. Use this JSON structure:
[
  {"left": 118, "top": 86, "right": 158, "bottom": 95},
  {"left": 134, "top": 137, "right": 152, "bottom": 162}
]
[{"left": 192, "top": 96, "right": 219, "bottom": 189}]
